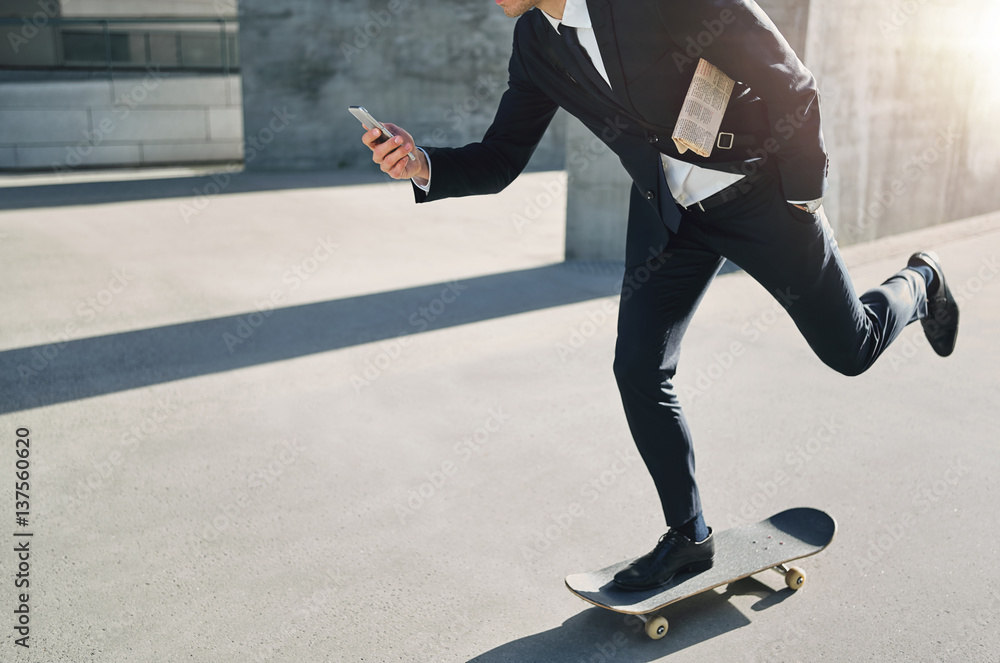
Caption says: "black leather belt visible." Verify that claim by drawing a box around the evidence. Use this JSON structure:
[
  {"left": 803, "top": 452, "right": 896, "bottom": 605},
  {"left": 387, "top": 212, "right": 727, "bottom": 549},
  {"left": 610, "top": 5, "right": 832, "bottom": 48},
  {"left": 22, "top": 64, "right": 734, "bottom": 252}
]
[{"left": 682, "top": 170, "right": 766, "bottom": 212}]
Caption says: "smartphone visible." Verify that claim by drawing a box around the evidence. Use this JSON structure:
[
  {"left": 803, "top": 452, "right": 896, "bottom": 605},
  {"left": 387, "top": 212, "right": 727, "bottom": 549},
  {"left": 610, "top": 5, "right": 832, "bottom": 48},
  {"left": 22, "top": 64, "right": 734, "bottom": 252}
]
[{"left": 349, "top": 106, "right": 416, "bottom": 161}]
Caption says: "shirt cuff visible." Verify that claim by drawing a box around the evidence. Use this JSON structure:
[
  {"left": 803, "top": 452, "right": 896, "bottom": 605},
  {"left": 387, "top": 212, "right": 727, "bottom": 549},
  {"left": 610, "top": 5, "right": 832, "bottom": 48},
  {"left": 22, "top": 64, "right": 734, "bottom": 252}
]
[
  {"left": 411, "top": 147, "right": 431, "bottom": 192},
  {"left": 787, "top": 197, "right": 823, "bottom": 205}
]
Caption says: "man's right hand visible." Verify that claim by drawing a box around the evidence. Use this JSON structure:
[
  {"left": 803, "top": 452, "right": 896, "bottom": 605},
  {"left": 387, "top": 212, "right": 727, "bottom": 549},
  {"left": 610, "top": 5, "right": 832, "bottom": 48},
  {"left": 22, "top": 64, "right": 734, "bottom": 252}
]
[{"left": 361, "top": 122, "right": 429, "bottom": 183}]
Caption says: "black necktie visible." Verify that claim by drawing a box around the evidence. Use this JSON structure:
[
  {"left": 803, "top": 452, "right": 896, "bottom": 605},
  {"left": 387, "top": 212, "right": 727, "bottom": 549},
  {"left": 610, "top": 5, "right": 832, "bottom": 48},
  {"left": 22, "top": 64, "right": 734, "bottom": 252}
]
[{"left": 560, "top": 25, "right": 616, "bottom": 99}]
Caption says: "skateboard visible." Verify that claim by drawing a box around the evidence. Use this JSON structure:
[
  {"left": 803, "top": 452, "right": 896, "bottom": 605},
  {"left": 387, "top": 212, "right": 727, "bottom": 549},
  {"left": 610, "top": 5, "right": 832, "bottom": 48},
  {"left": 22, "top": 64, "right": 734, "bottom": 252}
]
[{"left": 565, "top": 507, "right": 836, "bottom": 639}]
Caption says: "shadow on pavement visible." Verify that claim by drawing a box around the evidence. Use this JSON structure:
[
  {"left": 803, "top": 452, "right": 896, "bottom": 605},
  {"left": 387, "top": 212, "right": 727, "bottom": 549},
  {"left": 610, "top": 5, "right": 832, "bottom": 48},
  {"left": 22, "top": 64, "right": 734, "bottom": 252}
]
[
  {"left": 0, "top": 262, "right": 625, "bottom": 414},
  {"left": 0, "top": 164, "right": 570, "bottom": 210},
  {"left": 468, "top": 577, "right": 786, "bottom": 662},
  {"left": 0, "top": 169, "right": 392, "bottom": 210}
]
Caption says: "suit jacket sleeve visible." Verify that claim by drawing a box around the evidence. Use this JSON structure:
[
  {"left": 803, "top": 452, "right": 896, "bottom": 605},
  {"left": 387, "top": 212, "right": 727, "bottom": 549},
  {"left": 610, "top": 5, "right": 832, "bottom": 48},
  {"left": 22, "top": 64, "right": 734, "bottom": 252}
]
[
  {"left": 412, "top": 25, "right": 560, "bottom": 203},
  {"left": 657, "top": 0, "right": 829, "bottom": 201}
]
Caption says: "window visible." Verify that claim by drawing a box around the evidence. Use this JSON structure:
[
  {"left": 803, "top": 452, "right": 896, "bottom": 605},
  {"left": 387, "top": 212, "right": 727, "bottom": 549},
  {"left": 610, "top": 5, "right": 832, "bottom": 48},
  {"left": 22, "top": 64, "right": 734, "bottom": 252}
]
[
  {"left": 0, "top": 18, "right": 239, "bottom": 72},
  {"left": 62, "top": 31, "right": 132, "bottom": 65}
]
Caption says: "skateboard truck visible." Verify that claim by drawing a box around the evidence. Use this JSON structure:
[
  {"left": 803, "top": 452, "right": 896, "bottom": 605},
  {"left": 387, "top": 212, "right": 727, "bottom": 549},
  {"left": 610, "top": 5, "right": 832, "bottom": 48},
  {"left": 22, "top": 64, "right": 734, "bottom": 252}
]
[
  {"left": 634, "top": 612, "right": 671, "bottom": 639},
  {"left": 773, "top": 563, "right": 807, "bottom": 590}
]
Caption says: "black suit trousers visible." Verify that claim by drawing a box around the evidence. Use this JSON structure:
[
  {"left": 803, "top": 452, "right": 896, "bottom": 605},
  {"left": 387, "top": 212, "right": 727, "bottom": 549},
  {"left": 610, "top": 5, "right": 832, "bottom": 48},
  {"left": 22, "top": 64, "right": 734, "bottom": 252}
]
[{"left": 613, "top": 168, "right": 927, "bottom": 527}]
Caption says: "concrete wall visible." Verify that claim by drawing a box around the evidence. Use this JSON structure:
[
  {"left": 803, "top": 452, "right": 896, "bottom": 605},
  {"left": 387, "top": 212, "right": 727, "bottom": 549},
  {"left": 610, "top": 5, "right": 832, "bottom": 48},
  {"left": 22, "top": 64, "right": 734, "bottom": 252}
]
[
  {"left": 565, "top": 0, "right": 1000, "bottom": 260},
  {"left": 805, "top": 0, "right": 1000, "bottom": 243},
  {"left": 0, "top": 73, "right": 243, "bottom": 172},
  {"left": 0, "top": 0, "right": 243, "bottom": 172},
  {"left": 237, "top": 0, "right": 567, "bottom": 172}
]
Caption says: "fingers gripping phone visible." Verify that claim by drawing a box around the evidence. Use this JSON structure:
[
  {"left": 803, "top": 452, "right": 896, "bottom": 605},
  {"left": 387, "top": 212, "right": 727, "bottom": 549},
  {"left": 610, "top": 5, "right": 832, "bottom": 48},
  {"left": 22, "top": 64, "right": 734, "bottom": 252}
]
[{"left": 349, "top": 106, "right": 416, "bottom": 161}]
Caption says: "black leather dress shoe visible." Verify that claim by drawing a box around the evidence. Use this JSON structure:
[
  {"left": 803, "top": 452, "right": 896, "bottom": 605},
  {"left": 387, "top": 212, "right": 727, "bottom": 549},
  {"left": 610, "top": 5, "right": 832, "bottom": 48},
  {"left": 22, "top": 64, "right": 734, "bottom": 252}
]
[
  {"left": 612, "top": 529, "right": 714, "bottom": 591},
  {"left": 907, "top": 251, "right": 959, "bottom": 357}
]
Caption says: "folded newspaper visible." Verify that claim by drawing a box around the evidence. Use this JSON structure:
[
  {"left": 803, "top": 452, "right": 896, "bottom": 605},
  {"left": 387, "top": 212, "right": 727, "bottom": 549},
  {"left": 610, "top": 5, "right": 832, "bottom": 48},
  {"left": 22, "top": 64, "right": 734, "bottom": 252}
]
[{"left": 671, "top": 59, "right": 735, "bottom": 158}]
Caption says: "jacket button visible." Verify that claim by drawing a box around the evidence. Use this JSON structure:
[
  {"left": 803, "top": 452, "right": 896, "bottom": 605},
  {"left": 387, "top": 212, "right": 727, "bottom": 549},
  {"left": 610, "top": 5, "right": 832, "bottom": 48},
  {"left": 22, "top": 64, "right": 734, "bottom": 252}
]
[
  {"left": 645, "top": 190, "right": 655, "bottom": 200},
  {"left": 648, "top": 135, "right": 659, "bottom": 144}
]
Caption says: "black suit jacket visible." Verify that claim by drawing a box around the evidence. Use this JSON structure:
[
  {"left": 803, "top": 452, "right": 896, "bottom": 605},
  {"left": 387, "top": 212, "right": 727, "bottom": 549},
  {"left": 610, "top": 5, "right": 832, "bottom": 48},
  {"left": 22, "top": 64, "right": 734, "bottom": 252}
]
[{"left": 413, "top": 0, "right": 829, "bottom": 266}]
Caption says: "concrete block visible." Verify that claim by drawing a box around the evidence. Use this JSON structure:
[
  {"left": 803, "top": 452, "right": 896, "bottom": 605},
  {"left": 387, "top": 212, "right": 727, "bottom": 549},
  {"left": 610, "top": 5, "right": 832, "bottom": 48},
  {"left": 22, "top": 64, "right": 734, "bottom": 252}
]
[
  {"left": 60, "top": 0, "right": 237, "bottom": 18},
  {"left": 564, "top": 117, "right": 629, "bottom": 262},
  {"left": 89, "top": 108, "right": 209, "bottom": 142},
  {"left": 142, "top": 141, "right": 244, "bottom": 164},
  {"left": 0, "top": 80, "right": 113, "bottom": 108},
  {"left": 111, "top": 74, "right": 235, "bottom": 108},
  {"left": 0, "top": 109, "right": 90, "bottom": 144},
  {"left": 208, "top": 107, "right": 244, "bottom": 141},
  {"left": 227, "top": 77, "right": 243, "bottom": 106},
  {"left": 0, "top": 26, "right": 58, "bottom": 68},
  {"left": 0, "top": 147, "right": 17, "bottom": 169},
  {"left": 14, "top": 144, "right": 141, "bottom": 170}
]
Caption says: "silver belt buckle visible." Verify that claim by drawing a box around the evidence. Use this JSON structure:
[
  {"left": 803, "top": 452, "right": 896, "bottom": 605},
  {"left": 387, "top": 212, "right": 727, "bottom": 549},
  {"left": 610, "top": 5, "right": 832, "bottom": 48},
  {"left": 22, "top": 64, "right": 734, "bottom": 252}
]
[{"left": 716, "top": 132, "right": 734, "bottom": 150}]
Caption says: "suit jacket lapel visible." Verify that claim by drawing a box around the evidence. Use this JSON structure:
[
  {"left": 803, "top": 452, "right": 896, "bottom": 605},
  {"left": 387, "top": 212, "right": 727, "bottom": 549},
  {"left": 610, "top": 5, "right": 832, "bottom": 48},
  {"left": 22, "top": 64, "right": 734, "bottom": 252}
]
[
  {"left": 532, "top": 7, "right": 635, "bottom": 120},
  {"left": 586, "top": 0, "right": 642, "bottom": 119}
]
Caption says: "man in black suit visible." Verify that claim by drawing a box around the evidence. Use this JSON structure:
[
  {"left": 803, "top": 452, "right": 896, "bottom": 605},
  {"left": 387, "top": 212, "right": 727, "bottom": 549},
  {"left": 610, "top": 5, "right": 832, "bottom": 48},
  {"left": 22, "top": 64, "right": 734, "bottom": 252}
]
[{"left": 362, "top": 0, "right": 959, "bottom": 590}]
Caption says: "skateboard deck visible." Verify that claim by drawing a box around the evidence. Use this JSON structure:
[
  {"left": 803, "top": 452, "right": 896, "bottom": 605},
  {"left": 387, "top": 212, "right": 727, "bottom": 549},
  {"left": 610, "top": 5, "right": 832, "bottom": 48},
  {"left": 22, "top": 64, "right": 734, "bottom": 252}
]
[{"left": 565, "top": 507, "right": 836, "bottom": 639}]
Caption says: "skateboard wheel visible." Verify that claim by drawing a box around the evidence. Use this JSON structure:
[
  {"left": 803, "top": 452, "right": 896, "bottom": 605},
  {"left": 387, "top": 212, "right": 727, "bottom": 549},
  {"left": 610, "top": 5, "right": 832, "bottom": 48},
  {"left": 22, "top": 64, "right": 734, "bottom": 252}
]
[
  {"left": 645, "top": 615, "right": 669, "bottom": 640},
  {"left": 785, "top": 566, "right": 806, "bottom": 590}
]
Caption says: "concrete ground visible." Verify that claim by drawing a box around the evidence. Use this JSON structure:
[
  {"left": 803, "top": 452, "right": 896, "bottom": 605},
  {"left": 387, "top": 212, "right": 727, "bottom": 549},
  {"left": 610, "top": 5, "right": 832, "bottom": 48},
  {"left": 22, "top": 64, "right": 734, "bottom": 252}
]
[{"left": 0, "top": 169, "right": 998, "bottom": 662}]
